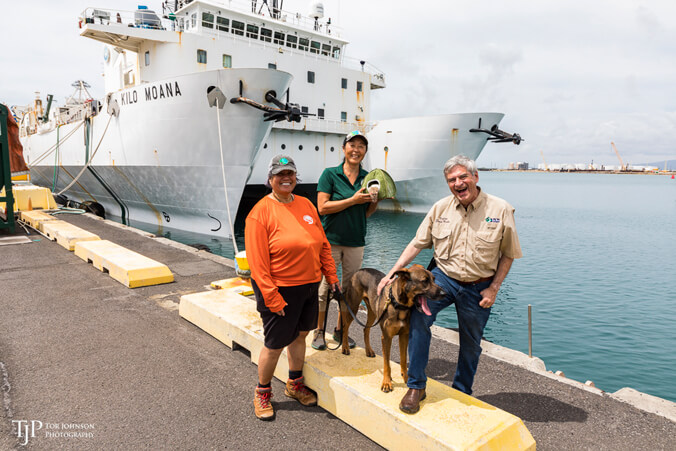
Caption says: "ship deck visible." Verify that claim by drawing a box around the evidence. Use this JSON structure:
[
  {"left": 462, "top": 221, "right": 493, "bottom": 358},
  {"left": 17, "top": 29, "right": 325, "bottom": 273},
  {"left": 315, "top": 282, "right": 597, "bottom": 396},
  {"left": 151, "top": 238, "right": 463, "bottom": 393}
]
[{"left": 1, "top": 213, "right": 674, "bottom": 449}]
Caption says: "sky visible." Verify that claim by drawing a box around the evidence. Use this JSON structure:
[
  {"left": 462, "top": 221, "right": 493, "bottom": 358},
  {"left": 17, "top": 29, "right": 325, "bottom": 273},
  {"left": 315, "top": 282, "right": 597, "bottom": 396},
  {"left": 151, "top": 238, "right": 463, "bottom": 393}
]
[{"left": 2, "top": 0, "right": 675, "bottom": 168}]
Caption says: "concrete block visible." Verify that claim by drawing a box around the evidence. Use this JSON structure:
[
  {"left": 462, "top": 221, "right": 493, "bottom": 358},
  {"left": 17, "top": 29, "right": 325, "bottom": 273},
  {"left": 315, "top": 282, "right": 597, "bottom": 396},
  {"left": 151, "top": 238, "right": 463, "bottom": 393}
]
[
  {"left": 19, "top": 210, "right": 58, "bottom": 231},
  {"left": 0, "top": 185, "right": 57, "bottom": 211},
  {"left": 179, "top": 290, "right": 536, "bottom": 450},
  {"left": 40, "top": 220, "right": 100, "bottom": 250},
  {"left": 74, "top": 240, "right": 174, "bottom": 288}
]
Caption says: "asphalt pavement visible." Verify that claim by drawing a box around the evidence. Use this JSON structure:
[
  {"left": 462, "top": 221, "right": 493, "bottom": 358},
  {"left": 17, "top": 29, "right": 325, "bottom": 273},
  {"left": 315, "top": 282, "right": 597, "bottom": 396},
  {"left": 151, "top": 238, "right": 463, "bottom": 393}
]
[{"left": 0, "top": 213, "right": 674, "bottom": 450}]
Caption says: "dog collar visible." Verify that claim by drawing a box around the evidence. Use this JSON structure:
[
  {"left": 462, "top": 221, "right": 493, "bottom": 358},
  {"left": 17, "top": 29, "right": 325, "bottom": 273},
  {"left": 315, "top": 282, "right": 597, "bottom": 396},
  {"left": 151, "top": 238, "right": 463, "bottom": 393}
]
[{"left": 388, "top": 285, "right": 412, "bottom": 311}]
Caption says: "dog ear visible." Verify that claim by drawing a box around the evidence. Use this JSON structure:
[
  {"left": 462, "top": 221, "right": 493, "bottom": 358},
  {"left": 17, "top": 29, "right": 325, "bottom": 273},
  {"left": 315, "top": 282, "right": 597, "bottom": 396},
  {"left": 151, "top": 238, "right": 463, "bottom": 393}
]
[{"left": 394, "top": 269, "right": 410, "bottom": 281}]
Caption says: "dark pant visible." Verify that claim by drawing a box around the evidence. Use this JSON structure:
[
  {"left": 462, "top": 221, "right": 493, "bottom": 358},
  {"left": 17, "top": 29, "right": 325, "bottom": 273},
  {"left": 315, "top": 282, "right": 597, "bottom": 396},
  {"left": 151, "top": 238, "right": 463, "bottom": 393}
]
[
  {"left": 252, "top": 280, "right": 320, "bottom": 349},
  {"left": 406, "top": 268, "right": 493, "bottom": 395}
]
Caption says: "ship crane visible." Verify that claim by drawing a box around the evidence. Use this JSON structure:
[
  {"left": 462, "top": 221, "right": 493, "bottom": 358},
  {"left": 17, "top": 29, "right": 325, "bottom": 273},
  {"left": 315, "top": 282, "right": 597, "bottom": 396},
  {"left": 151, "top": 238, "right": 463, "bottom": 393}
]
[
  {"left": 540, "top": 150, "right": 549, "bottom": 171},
  {"left": 611, "top": 142, "right": 627, "bottom": 171}
]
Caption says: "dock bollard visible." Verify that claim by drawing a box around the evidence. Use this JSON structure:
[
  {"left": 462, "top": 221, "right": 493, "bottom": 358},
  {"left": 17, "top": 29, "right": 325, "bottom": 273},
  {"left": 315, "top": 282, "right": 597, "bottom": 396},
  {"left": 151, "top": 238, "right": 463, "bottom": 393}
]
[{"left": 528, "top": 304, "right": 532, "bottom": 358}]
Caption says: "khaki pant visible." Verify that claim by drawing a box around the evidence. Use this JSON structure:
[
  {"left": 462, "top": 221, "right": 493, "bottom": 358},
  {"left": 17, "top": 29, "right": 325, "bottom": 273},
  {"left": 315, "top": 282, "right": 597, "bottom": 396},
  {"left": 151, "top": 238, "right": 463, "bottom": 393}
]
[{"left": 318, "top": 245, "right": 364, "bottom": 312}]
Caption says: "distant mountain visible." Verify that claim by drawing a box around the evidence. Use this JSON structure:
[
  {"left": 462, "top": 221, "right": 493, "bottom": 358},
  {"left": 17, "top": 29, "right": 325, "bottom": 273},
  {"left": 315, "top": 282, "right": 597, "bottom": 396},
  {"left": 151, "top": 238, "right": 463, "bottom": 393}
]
[{"left": 639, "top": 159, "right": 676, "bottom": 170}]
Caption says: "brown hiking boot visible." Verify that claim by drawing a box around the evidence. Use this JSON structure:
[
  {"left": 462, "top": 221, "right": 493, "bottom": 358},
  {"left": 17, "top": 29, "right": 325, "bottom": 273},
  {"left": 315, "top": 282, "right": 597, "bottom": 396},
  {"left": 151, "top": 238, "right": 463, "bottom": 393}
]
[
  {"left": 254, "top": 386, "right": 274, "bottom": 421},
  {"left": 284, "top": 376, "right": 317, "bottom": 406},
  {"left": 399, "top": 388, "right": 426, "bottom": 414}
]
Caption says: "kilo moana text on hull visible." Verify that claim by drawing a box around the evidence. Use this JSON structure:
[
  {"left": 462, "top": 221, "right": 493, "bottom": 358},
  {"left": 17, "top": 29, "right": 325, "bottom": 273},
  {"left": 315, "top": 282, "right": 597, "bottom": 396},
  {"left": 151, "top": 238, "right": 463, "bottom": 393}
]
[{"left": 120, "top": 81, "right": 182, "bottom": 105}]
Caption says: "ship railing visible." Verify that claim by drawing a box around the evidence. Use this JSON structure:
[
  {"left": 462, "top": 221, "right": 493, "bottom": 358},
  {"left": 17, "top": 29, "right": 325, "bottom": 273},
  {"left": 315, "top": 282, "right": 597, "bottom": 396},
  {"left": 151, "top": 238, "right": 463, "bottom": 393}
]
[
  {"left": 185, "top": 0, "right": 343, "bottom": 38},
  {"left": 272, "top": 117, "right": 374, "bottom": 135},
  {"left": 80, "top": 7, "right": 179, "bottom": 32},
  {"left": 341, "top": 57, "right": 386, "bottom": 88}
]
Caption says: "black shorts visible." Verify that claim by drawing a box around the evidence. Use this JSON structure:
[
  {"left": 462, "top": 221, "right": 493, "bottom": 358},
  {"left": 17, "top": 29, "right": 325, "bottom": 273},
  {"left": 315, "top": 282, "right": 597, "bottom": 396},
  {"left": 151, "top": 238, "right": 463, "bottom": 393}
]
[{"left": 251, "top": 279, "right": 320, "bottom": 350}]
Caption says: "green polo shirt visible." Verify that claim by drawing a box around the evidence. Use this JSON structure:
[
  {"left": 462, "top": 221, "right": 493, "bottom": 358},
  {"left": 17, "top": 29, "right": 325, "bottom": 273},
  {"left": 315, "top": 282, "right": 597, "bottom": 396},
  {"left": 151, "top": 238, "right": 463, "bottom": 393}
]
[{"left": 317, "top": 164, "right": 369, "bottom": 247}]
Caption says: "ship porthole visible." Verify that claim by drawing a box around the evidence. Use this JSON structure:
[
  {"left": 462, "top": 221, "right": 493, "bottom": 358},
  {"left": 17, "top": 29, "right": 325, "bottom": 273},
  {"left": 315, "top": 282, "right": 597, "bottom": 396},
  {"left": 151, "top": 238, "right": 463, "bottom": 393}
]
[
  {"left": 330, "top": 147, "right": 334, "bottom": 152},
  {"left": 299, "top": 145, "right": 303, "bottom": 150},
  {"left": 315, "top": 146, "right": 319, "bottom": 151},
  {"left": 281, "top": 144, "right": 286, "bottom": 150},
  {"left": 264, "top": 143, "right": 268, "bottom": 149}
]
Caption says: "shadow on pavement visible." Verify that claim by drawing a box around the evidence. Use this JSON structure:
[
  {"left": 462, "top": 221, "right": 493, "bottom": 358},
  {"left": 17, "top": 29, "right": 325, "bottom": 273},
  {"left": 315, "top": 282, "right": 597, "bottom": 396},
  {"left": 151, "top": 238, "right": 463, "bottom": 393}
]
[{"left": 478, "top": 392, "right": 589, "bottom": 423}]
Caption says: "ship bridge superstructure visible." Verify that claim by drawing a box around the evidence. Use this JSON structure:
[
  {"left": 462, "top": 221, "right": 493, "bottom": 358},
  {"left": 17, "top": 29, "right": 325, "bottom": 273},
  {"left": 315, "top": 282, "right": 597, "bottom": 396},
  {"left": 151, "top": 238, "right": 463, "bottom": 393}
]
[{"left": 79, "top": 0, "right": 386, "bottom": 137}]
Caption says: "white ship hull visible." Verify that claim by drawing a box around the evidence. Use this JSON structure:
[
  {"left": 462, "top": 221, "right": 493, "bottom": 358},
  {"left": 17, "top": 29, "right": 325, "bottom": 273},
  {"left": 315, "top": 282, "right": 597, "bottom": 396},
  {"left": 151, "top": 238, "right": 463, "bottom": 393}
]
[
  {"left": 247, "top": 112, "right": 504, "bottom": 214},
  {"left": 23, "top": 69, "right": 292, "bottom": 236}
]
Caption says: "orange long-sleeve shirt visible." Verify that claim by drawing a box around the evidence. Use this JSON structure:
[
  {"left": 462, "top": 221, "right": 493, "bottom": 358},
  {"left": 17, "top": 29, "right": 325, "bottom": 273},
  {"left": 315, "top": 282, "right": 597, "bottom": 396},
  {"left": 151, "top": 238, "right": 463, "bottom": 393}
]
[{"left": 245, "top": 195, "right": 338, "bottom": 312}]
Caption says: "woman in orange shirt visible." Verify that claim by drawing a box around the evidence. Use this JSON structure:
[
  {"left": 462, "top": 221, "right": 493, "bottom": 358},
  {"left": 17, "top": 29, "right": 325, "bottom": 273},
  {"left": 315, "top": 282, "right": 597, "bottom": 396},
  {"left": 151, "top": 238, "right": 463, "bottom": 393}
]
[{"left": 245, "top": 155, "right": 339, "bottom": 421}]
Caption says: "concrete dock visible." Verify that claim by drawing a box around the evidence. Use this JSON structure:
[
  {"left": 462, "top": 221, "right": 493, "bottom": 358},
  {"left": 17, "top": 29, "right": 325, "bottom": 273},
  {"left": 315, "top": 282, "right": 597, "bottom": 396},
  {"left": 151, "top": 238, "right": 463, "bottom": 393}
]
[{"left": 1, "top": 213, "right": 675, "bottom": 449}]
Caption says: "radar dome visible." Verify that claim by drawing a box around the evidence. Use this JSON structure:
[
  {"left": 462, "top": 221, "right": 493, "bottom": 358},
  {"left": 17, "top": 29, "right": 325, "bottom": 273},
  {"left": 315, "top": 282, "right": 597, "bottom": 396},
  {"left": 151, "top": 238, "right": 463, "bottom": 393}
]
[{"left": 308, "top": 1, "right": 324, "bottom": 19}]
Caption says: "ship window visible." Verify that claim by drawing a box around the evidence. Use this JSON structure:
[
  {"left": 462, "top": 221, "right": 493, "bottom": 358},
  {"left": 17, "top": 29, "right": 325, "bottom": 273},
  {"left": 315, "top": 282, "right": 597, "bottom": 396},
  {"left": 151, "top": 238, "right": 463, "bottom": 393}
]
[
  {"left": 340, "top": 112, "right": 347, "bottom": 122},
  {"left": 246, "top": 24, "right": 259, "bottom": 38},
  {"left": 231, "top": 20, "right": 244, "bottom": 35},
  {"left": 321, "top": 44, "right": 331, "bottom": 56},
  {"left": 202, "top": 12, "right": 214, "bottom": 29},
  {"left": 274, "top": 31, "right": 285, "bottom": 45},
  {"left": 223, "top": 54, "right": 232, "bottom": 68},
  {"left": 197, "top": 49, "right": 207, "bottom": 64},
  {"left": 268, "top": 63, "right": 276, "bottom": 69},
  {"left": 216, "top": 16, "right": 229, "bottom": 32},
  {"left": 286, "top": 35, "right": 297, "bottom": 49},
  {"left": 144, "top": 51, "right": 150, "bottom": 66},
  {"left": 301, "top": 106, "right": 309, "bottom": 114},
  {"left": 318, "top": 108, "right": 324, "bottom": 119},
  {"left": 260, "top": 28, "right": 272, "bottom": 42},
  {"left": 299, "top": 38, "right": 309, "bottom": 51},
  {"left": 310, "top": 40, "right": 321, "bottom": 54},
  {"left": 307, "top": 71, "right": 315, "bottom": 83},
  {"left": 315, "top": 146, "right": 319, "bottom": 151},
  {"left": 341, "top": 78, "right": 347, "bottom": 89},
  {"left": 357, "top": 81, "right": 363, "bottom": 92},
  {"left": 332, "top": 46, "right": 341, "bottom": 59},
  {"left": 330, "top": 146, "right": 335, "bottom": 152},
  {"left": 191, "top": 13, "right": 196, "bottom": 28},
  {"left": 281, "top": 144, "right": 286, "bottom": 150}
]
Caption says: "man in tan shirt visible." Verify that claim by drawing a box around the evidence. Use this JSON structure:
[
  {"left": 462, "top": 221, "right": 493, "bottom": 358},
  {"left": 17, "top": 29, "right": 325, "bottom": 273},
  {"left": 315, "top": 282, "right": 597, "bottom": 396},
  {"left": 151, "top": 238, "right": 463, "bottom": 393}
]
[{"left": 378, "top": 155, "right": 522, "bottom": 414}]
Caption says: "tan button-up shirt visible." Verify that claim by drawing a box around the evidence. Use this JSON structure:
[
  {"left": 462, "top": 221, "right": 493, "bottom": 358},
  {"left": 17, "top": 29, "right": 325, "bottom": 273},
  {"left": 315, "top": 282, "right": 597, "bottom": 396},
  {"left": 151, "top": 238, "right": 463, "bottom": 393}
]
[{"left": 410, "top": 189, "right": 522, "bottom": 281}]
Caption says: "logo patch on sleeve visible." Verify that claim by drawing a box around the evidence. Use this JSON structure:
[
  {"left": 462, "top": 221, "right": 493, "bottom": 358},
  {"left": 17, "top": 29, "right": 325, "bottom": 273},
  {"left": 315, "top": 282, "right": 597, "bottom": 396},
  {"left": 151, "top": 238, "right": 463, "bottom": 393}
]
[{"left": 485, "top": 217, "right": 500, "bottom": 223}]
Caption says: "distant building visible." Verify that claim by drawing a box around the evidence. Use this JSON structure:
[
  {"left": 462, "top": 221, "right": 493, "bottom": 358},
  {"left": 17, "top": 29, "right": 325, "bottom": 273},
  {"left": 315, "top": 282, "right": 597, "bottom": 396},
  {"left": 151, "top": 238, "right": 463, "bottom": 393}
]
[{"left": 516, "top": 162, "right": 529, "bottom": 170}]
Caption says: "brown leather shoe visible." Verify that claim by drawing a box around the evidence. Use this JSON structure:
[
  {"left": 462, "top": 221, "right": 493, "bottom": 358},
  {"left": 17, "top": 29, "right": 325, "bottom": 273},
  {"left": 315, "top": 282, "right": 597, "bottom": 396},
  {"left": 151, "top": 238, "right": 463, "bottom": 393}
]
[
  {"left": 399, "top": 388, "right": 426, "bottom": 414},
  {"left": 284, "top": 376, "right": 317, "bottom": 406},
  {"left": 254, "top": 387, "right": 275, "bottom": 421}
]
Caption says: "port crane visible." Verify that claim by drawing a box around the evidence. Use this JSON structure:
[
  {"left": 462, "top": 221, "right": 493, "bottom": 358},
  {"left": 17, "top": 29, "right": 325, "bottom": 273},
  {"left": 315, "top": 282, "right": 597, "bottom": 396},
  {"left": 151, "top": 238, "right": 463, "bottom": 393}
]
[
  {"left": 540, "top": 150, "right": 549, "bottom": 171},
  {"left": 610, "top": 142, "right": 627, "bottom": 171}
]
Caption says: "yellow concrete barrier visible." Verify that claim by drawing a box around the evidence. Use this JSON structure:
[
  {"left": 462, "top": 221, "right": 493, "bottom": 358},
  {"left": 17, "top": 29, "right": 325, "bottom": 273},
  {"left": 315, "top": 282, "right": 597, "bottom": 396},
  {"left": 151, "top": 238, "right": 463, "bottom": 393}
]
[
  {"left": 179, "top": 290, "right": 536, "bottom": 450},
  {"left": 0, "top": 185, "right": 57, "bottom": 212},
  {"left": 40, "top": 220, "right": 100, "bottom": 251},
  {"left": 210, "top": 277, "right": 254, "bottom": 295},
  {"left": 19, "top": 210, "right": 58, "bottom": 232},
  {"left": 74, "top": 240, "right": 174, "bottom": 288}
]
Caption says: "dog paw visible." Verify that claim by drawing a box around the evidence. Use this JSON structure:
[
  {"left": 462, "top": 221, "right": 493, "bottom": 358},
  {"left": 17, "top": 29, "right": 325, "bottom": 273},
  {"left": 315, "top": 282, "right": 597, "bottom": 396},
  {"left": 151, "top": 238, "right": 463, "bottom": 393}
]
[
  {"left": 365, "top": 349, "right": 376, "bottom": 358},
  {"left": 381, "top": 382, "right": 393, "bottom": 393},
  {"left": 341, "top": 348, "right": 351, "bottom": 356}
]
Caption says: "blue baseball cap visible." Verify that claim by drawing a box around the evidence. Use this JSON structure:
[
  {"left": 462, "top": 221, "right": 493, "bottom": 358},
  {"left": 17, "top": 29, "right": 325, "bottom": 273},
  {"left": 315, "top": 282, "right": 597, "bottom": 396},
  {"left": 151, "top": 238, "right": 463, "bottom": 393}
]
[{"left": 343, "top": 130, "right": 368, "bottom": 147}]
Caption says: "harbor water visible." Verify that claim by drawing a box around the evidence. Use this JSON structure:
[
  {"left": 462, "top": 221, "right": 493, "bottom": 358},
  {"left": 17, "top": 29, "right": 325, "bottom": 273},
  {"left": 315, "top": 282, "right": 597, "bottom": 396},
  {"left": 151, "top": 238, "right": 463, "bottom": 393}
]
[{"left": 131, "top": 171, "right": 676, "bottom": 403}]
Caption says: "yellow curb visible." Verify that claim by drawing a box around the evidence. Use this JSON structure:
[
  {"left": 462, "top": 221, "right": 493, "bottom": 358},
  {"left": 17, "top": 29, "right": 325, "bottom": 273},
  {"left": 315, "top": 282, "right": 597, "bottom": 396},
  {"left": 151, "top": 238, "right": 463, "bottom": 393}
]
[
  {"left": 74, "top": 239, "right": 174, "bottom": 288},
  {"left": 179, "top": 290, "right": 535, "bottom": 450},
  {"left": 19, "top": 210, "right": 58, "bottom": 232},
  {"left": 40, "top": 220, "right": 100, "bottom": 251}
]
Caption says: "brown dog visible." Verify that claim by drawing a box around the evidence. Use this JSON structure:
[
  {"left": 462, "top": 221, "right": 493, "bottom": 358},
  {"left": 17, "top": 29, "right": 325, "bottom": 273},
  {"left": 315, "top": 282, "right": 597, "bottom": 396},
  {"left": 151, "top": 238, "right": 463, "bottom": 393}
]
[{"left": 341, "top": 265, "right": 444, "bottom": 392}]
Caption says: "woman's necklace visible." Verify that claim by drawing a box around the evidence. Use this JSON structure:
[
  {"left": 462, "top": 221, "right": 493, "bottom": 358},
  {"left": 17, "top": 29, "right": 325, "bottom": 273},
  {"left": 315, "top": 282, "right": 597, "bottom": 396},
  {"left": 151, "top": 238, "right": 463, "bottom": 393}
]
[{"left": 271, "top": 192, "right": 294, "bottom": 204}]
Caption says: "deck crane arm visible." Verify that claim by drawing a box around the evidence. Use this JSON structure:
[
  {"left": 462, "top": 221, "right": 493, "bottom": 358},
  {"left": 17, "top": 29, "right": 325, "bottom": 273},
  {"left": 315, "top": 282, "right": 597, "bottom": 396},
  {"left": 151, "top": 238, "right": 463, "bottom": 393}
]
[
  {"left": 540, "top": 150, "right": 548, "bottom": 171},
  {"left": 610, "top": 142, "right": 626, "bottom": 171}
]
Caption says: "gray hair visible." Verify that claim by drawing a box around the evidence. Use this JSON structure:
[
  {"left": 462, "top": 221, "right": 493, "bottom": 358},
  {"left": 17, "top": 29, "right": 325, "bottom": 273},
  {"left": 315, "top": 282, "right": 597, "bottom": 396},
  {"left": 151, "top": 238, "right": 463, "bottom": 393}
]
[{"left": 443, "top": 155, "right": 477, "bottom": 176}]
